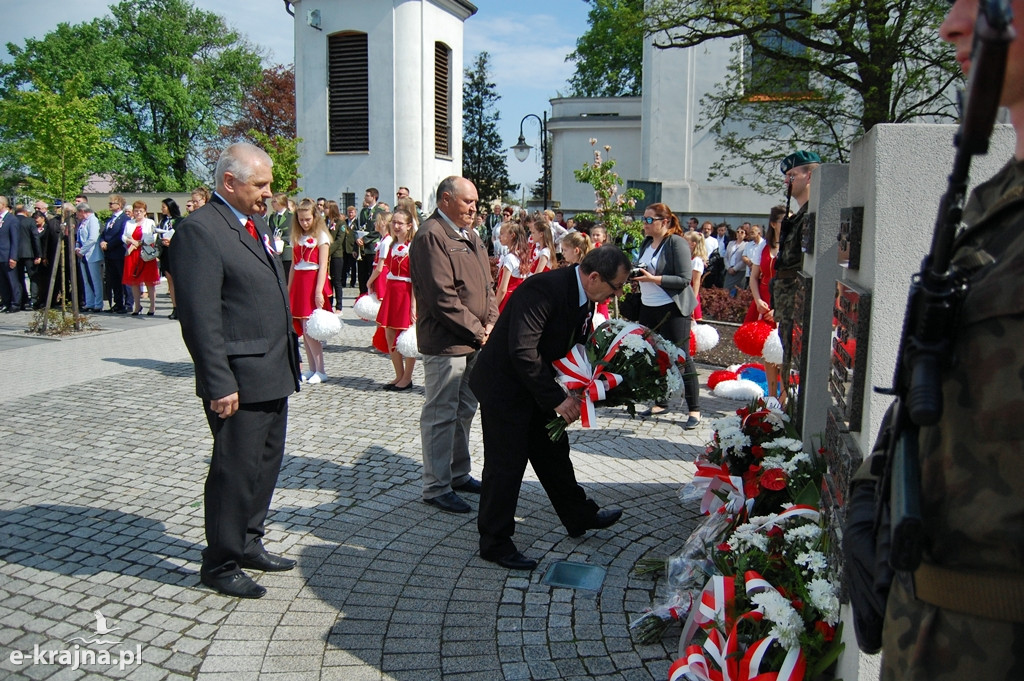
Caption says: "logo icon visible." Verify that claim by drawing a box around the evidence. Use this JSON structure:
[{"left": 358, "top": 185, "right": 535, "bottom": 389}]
[{"left": 66, "top": 611, "right": 121, "bottom": 646}]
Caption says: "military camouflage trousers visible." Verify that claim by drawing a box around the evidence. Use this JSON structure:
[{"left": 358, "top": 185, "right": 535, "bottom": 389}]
[{"left": 881, "top": 572, "right": 1024, "bottom": 679}]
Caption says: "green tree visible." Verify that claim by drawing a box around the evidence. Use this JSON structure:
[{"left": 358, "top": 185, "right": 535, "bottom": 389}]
[
  {"left": 567, "top": 0, "right": 645, "bottom": 97},
  {"left": 573, "top": 139, "right": 644, "bottom": 241},
  {"left": 462, "top": 52, "right": 515, "bottom": 202},
  {"left": 0, "top": 77, "right": 109, "bottom": 200},
  {"left": 1, "top": 0, "right": 263, "bottom": 192},
  {"left": 250, "top": 130, "right": 302, "bottom": 194},
  {"left": 644, "top": 0, "right": 958, "bottom": 190}
]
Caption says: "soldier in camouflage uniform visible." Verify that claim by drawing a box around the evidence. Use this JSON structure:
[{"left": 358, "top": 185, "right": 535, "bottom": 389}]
[
  {"left": 881, "top": 0, "right": 1024, "bottom": 677},
  {"left": 773, "top": 150, "right": 819, "bottom": 402}
]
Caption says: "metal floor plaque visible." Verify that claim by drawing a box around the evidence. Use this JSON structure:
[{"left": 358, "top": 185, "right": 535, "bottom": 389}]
[{"left": 541, "top": 561, "right": 606, "bottom": 591}]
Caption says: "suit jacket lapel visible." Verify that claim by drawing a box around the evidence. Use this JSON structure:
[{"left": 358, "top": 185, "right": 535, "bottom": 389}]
[{"left": 209, "top": 199, "right": 274, "bottom": 270}]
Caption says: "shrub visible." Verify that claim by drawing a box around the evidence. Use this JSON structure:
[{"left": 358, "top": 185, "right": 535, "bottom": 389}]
[{"left": 701, "top": 287, "right": 753, "bottom": 323}]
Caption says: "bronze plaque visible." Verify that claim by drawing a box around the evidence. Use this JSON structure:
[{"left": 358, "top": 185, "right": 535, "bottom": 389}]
[
  {"left": 791, "top": 273, "right": 812, "bottom": 433},
  {"left": 830, "top": 281, "right": 872, "bottom": 431},
  {"left": 822, "top": 406, "right": 864, "bottom": 602},
  {"left": 838, "top": 206, "right": 864, "bottom": 270}
]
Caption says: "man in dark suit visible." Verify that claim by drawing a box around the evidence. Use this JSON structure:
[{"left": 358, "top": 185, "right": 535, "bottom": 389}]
[
  {"left": 470, "top": 247, "right": 631, "bottom": 570},
  {"left": 100, "top": 195, "right": 130, "bottom": 313},
  {"left": 14, "top": 205, "right": 41, "bottom": 310},
  {"left": 171, "top": 142, "right": 301, "bottom": 599},
  {"left": 0, "top": 197, "right": 21, "bottom": 313}
]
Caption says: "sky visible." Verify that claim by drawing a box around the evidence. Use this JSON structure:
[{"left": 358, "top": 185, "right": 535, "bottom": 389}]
[{"left": 2, "top": 0, "right": 592, "bottom": 195}]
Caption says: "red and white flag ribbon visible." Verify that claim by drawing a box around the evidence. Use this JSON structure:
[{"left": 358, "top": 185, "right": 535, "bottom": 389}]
[{"left": 690, "top": 463, "right": 752, "bottom": 516}]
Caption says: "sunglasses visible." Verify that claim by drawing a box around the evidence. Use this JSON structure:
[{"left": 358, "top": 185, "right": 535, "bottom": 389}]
[{"left": 641, "top": 216, "right": 664, "bottom": 224}]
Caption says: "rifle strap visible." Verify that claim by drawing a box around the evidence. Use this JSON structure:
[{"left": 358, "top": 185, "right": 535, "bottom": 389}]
[{"left": 915, "top": 562, "right": 1024, "bottom": 622}]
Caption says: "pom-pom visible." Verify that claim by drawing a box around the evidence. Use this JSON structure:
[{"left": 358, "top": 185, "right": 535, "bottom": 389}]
[
  {"left": 734, "top": 320, "right": 774, "bottom": 356},
  {"left": 353, "top": 293, "right": 381, "bottom": 321},
  {"left": 762, "top": 327, "right": 784, "bottom": 364},
  {"left": 305, "top": 308, "right": 341, "bottom": 341},
  {"left": 708, "top": 370, "right": 738, "bottom": 390},
  {"left": 396, "top": 327, "right": 420, "bottom": 359},
  {"left": 713, "top": 378, "right": 765, "bottom": 401},
  {"left": 737, "top": 365, "right": 768, "bottom": 395},
  {"left": 736, "top": 362, "right": 766, "bottom": 374},
  {"left": 692, "top": 323, "right": 720, "bottom": 353},
  {"left": 372, "top": 326, "right": 390, "bottom": 354}
]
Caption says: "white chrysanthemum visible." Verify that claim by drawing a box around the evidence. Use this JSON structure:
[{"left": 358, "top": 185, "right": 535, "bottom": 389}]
[
  {"left": 710, "top": 415, "right": 743, "bottom": 434},
  {"left": 665, "top": 365, "right": 683, "bottom": 398},
  {"left": 763, "top": 437, "right": 803, "bottom": 453},
  {"left": 727, "top": 525, "right": 769, "bottom": 553},
  {"left": 784, "top": 523, "right": 822, "bottom": 547},
  {"left": 808, "top": 578, "right": 841, "bottom": 625},
  {"left": 620, "top": 332, "right": 654, "bottom": 355},
  {"left": 751, "top": 591, "right": 804, "bottom": 650},
  {"left": 796, "top": 550, "right": 829, "bottom": 574},
  {"left": 718, "top": 427, "right": 750, "bottom": 453}
]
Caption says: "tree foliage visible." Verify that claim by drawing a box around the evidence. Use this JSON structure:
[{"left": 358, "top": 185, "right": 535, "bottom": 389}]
[
  {"left": 0, "top": 76, "right": 110, "bottom": 200},
  {"left": 567, "top": 0, "right": 645, "bottom": 97},
  {"left": 0, "top": 0, "right": 263, "bottom": 192},
  {"left": 573, "top": 140, "right": 644, "bottom": 240},
  {"left": 645, "top": 0, "right": 959, "bottom": 190},
  {"left": 462, "top": 52, "right": 515, "bottom": 202},
  {"left": 222, "top": 64, "right": 296, "bottom": 142}
]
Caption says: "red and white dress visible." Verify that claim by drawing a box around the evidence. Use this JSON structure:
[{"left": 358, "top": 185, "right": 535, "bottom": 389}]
[
  {"left": 744, "top": 245, "right": 777, "bottom": 325},
  {"left": 376, "top": 241, "right": 412, "bottom": 330},
  {"left": 372, "top": 234, "right": 393, "bottom": 300},
  {"left": 290, "top": 233, "right": 333, "bottom": 335},
  {"left": 122, "top": 218, "right": 160, "bottom": 286},
  {"left": 497, "top": 252, "right": 527, "bottom": 313},
  {"left": 530, "top": 244, "right": 551, "bottom": 274}
]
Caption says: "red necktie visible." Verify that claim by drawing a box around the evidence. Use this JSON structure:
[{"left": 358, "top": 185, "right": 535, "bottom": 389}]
[{"left": 244, "top": 217, "right": 259, "bottom": 241}]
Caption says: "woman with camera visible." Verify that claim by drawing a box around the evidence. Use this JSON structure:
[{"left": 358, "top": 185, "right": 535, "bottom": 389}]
[{"left": 630, "top": 203, "right": 701, "bottom": 429}]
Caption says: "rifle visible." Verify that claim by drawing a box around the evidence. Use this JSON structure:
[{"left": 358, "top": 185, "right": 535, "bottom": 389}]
[{"left": 876, "top": 0, "right": 1015, "bottom": 572}]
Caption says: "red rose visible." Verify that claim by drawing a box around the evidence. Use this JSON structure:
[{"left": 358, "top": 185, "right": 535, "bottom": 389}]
[
  {"left": 815, "top": 621, "right": 835, "bottom": 642},
  {"left": 766, "top": 525, "right": 784, "bottom": 539},
  {"left": 751, "top": 445, "right": 765, "bottom": 458},
  {"left": 716, "top": 542, "right": 731, "bottom": 552},
  {"left": 760, "top": 468, "right": 788, "bottom": 491}
]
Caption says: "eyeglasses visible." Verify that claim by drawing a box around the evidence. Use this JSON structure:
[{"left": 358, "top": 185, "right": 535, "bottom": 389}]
[
  {"left": 641, "top": 216, "right": 664, "bottom": 224},
  {"left": 599, "top": 273, "right": 628, "bottom": 293}
]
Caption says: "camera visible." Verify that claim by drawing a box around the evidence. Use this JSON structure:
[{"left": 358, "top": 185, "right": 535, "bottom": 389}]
[{"left": 629, "top": 268, "right": 644, "bottom": 279}]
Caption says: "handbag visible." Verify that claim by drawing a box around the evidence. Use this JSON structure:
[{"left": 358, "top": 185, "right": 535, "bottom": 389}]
[{"left": 140, "top": 242, "right": 160, "bottom": 261}]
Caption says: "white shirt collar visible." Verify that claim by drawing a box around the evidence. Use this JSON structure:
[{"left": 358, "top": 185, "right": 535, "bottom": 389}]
[{"left": 214, "top": 191, "right": 248, "bottom": 225}]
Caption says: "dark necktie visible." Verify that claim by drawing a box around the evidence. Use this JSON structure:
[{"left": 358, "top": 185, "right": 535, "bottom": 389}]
[{"left": 244, "top": 217, "right": 259, "bottom": 241}]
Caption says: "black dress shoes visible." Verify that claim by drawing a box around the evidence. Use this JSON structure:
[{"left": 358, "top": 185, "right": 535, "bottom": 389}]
[
  {"left": 240, "top": 552, "right": 296, "bottom": 572},
  {"left": 200, "top": 571, "right": 266, "bottom": 599},
  {"left": 424, "top": 491, "right": 471, "bottom": 513},
  {"left": 568, "top": 508, "right": 624, "bottom": 538},
  {"left": 452, "top": 477, "right": 482, "bottom": 494},
  {"left": 484, "top": 550, "right": 538, "bottom": 571}
]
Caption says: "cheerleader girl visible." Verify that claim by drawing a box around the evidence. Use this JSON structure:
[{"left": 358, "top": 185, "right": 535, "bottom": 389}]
[
  {"left": 494, "top": 220, "right": 531, "bottom": 313},
  {"left": 288, "top": 198, "right": 334, "bottom": 384},
  {"left": 685, "top": 231, "right": 708, "bottom": 321},
  {"left": 528, "top": 219, "right": 555, "bottom": 274},
  {"left": 376, "top": 208, "right": 417, "bottom": 390},
  {"left": 366, "top": 211, "right": 393, "bottom": 301}
]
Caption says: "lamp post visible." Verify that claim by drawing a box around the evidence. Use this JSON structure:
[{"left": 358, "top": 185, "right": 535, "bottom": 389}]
[{"left": 510, "top": 112, "right": 548, "bottom": 210}]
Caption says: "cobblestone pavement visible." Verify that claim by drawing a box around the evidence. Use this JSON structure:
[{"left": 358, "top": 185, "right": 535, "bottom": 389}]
[{"left": 0, "top": 285, "right": 737, "bottom": 680}]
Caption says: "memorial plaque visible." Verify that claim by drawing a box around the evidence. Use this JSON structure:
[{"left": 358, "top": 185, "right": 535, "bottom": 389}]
[
  {"left": 830, "top": 281, "right": 872, "bottom": 431},
  {"left": 838, "top": 206, "right": 864, "bottom": 270},
  {"left": 791, "top": 273, "right": 812, "bottom": 434},
  {"left": 822, "top": 407, "right": 864, "bottom": 603},
  {"left": 802, "top": 211, "right": 816, "bottom": 256}
]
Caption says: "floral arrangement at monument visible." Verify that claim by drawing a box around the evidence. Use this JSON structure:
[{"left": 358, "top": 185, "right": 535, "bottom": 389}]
[
  {"left": 631, "top": 399, "right": 843, "bottom": 680},
  {"left": 546, "top": 318, "right": 688, "bottom": 440}
]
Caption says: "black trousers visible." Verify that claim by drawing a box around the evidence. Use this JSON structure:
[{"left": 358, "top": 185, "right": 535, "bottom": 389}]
[
  {"left": 357, "top": 253, "right": 375, "bottom": 295},
  {"left": 104, "top": 256, "right": 125, "bottom": 309},
  {"left": 329, "top": 256, "right": 345, "bottom": 308},
  {"left": 639, "top": 302, "right": 700, "bottom": 411},
  {"left": 201, "top": 397, "right": 288, "bottom": 576},
  {"left": 342, "top": 253, "right": 358, "bottom": 287},
  {"left": 477, "top": 402, "right": 599, "bottom": 559}
]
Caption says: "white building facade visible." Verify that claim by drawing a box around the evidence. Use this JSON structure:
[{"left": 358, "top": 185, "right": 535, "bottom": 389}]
[{"left": 289, "top": 0, "right": 476, "bottom": 210}]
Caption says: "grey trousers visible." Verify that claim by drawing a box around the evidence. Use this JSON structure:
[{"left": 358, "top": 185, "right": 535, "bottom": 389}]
[{"left": 420, "top": 352, "right": 478, "bottom": 499}]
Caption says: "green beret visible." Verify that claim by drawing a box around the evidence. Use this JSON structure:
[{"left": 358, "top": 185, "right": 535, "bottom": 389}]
[{"left": 780, "top": 150, "right": 821, "bottom": 174}]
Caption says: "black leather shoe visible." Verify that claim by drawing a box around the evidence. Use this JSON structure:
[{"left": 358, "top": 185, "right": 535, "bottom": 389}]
[
  {"left": 568, "top": 508, "right": 624, "bottom": 538},
  {"left": 240, "top": 552, "right": 296, "bottom": 572},
  {"left": 484, "top": 550, "right": 538, "bottom": 571},
  {"left": 200, "top": 571, "right": 266, "bottom": 599},
  {"left": 452, "top": 477, "right": 482, "bottom": 494},
  {"left": 424, "top": 491, "right": 471, "bottom": 513}
]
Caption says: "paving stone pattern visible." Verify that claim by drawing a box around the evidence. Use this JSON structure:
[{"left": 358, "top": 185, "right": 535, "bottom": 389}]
[{"left": 0, "top": 286, "right": 736, "bottom": 680}]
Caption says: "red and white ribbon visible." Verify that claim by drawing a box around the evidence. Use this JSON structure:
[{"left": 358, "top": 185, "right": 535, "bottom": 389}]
[{"left": 690, "top": 463, "right": 752, "bottom": 516}]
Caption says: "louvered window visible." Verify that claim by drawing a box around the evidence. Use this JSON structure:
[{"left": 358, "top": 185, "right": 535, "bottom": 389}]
[
  {"left": 434, "top": 42, "right": 452, "bottom": 158},
  {"left": 328, "top": 32, "right": 369, "bottom": 153}
]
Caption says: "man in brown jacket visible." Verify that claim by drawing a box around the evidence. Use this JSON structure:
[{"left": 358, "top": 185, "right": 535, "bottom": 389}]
[{"left": 409, "top": 176, "right": 498, "bottom": 514}]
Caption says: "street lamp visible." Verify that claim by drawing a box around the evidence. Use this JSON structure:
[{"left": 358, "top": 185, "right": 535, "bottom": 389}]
[{"left": 510, "top": 112, "right": 548, "bottom": 210}]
